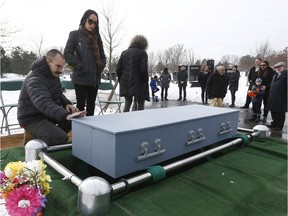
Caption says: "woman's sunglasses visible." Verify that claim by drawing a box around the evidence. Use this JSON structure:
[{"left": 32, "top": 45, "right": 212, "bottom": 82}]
[{"left": 87, "top": 18, "right": 97, "bottom": 26}]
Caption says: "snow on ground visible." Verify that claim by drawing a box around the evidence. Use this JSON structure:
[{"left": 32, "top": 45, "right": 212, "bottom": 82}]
[{"left": 0, "top": 72, "right": 248, "bottom": 136}]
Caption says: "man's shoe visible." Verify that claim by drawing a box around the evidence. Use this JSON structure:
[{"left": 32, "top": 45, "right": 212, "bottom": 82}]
[
  {"left": 183, "top": 98, "right": 187, "bottom": 101},
  {"left": 177, "top": 98, "right": 182, "bottom": 101},
  {"left": 270, "top": 126, "right": 283, "bottom": 131},
  {"left": 165, "top": 98, "right": 168, "bottom": 101},
  {"left": 262, "top": 117, "right": 267, "bottom": 122},
  {"left": 229, "top": 104, "right": 235, "bottom": 108},
  {"left": 267, "top": 124, "right": 276, "bottom": 128}
]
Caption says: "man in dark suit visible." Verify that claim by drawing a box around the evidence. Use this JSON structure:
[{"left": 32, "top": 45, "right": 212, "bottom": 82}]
[
  {"left": 241, "top": 57, "right": 262, "bottom": 109},
  {"left": 267, "top": 62, "right": 287, "bottom": 130}
]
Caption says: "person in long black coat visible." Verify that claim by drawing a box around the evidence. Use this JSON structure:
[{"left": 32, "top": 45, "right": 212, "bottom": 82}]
[
  {"left": 241, "top": 57, "right": 262, "bottom": 108},
  {"left": 177, "top": 65, "right": 188, "bottom": 101},
  {"left": 198, "top": 65, "right": 211, "bottom": 104},
  {"left": 267, "top": 62, "right": 287, "bottom": 130},
  {"left": 116, "top": 35, "right": 149, "bottom": 112},
  {"left": 228, "top": 65, "right": 240, "bottom": 107},
  {"left": 252, "top": 60, "right": 276, "bottom": 121}
]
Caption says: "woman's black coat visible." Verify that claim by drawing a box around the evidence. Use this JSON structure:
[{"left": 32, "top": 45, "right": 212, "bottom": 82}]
[
  {"left": 116, "top": 43, "right": 149, "bottom": 100},
  {"left": 64, "top": 30, "right": 106, "bottom": 87}
]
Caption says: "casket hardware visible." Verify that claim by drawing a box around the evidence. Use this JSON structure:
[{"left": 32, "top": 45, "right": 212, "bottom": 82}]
[
  {"left": 137, "top": 139, "right": 166, "bottom": 161},
  {"left": 218, "top": 121, "right": 233, "bottom": 135},
  {"left": 186, "top": 128, "right": 206, "bottom": 146}
]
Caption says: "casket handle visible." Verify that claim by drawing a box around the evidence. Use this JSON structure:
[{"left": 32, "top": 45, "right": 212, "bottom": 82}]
[
  {"left": 137, "top": 139, "right": 166, "bottom": 161},
  {"left": 218, "top": 121, "right": 233, "bottom": 135},
  {"left": 186, "top": 128, "right": 206, "bottom": 146}
]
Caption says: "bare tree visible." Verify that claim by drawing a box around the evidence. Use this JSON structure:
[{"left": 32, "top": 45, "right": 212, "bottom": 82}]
[
  {"left": 220, "top": 54, "right": 239, "bottom": 68},
  {"left": 100, "top": 0, "right": 125, "bottom": 80},
  {"left": 170, "top": 44, "right": 186, "bottom": 71},
  {"left": 185, "top": 47, "right": 196, "bottom": 65},
  {"left": 148, "top": 51, "right": 157, "bottom": 75},
  {"left": 255, "top": 40, "right": 273, "bottom": 60},
  {"left": 0, "top": 2, "right": 20, "bottom": 48},
  {"left": 33, "top": 34, "right": 44, "bottom": 57},
  {"left": 163, "top": 48, "right": 173, "bottom": 67}
]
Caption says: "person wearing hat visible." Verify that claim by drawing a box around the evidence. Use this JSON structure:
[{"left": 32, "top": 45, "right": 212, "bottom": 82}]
[
  {"left": 266, "top": 62, "right": 287, "bottom": 130},
  {"left": 177, "top": 65, "right": 188, "bottom": 101},
  {"left": 248, "top": 77, "right": 265, "bottom": 122}
]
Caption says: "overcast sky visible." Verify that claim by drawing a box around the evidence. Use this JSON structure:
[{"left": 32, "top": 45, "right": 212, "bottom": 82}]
[{"left": 1, "top": 0, "right": 287, "bottom": 62}]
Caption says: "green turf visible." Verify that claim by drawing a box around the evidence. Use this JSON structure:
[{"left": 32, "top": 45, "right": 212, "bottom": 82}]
[{"left": 1, "top": 137, "right": 287, "bottom": 216}]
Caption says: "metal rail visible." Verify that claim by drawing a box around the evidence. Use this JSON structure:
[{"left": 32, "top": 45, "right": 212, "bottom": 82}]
[
  {"left": 112, "top": 130, "right": 260, "bottom": 195},
  {"left": 38, "top": 151, "right": 82, "bottom": 187}
]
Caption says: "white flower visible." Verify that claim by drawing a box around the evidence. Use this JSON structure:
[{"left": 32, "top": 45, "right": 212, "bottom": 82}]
[{"left": 23, "top": 160, "right": 43, "bottom": 177}]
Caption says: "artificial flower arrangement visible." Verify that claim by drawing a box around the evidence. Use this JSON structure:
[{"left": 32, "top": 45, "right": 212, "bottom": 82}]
[{"left": 0, "top": 160, "right": 52, "bottom": 216}]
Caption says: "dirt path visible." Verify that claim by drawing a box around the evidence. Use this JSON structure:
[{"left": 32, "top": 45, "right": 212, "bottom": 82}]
[{"left": 1, "top": 133, "right": 24, "bottom": 150}]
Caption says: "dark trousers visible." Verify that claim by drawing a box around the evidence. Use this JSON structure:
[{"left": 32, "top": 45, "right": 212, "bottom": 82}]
[
  {"left": 25, "top": 119, "right": 71, "bottom": 146},
  {"left": 244, "top": 85, "right": 252, "bottom": 107},
  {"left": 201, "top": 87, "right": 208, "bottom": 103},
  {"left": 252, "top": 101, "right": 261, "bottom": 116},
  {"left": 124, "top": 96, "right": 145, "bottom": 112},
  {"left": 230, "top": 89, "right": 236, "bottom": 105},
  {"left": 262, "top": 92, "right": 269, "bottom": 117},
  {"left": 151, "top": 88, "right": 159, "bottom": 97},
  {"left": 161, "top": 87, "right": 168, "bottom": 100},
  {"left": 178, "top": 85, "right": 186, "bottom": 99},
  {"left": 271, "top": 112, "right": 285, "bottom": 128},
  {"left": 74, "top": 84, "right": 98, "bottom": 116}
]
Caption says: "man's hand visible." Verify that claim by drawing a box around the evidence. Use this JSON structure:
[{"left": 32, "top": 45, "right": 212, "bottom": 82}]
[
  {"left": 66, "top": 104, "right": 79, "bottom": 113},
  {"left": 66, "top": 110, "right": 87, "bottom": 121}
]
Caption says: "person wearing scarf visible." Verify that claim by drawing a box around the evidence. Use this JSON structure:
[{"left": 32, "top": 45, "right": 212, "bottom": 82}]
[{"left": 64, "top": 9, "right": 106, "bottom": 116}]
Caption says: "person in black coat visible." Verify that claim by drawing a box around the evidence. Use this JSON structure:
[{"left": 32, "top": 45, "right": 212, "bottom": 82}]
[
  {"left": 228, "top": 65, "right": 240, "bottom": 107},
  {"left": 267, "top": 62, "right": 287, "bottom": 130},
  {"left": 253, "top": 60, "right": 276, "bottom": 122},
  {"left": 17, "top": 49, "right": 86, "bottom": 146},
  {"left": 64, "top": 9, "right": 106, "bottom": 116},
  {"left": 241, "top": 57, "right": 262, "bottom": 109},
  {"left": 116, "top": 35, "right": 149, "bottom": 112},
  {"left": 177, "top": 65, "right": 188, "bottom": 101},
  {"left": 206, "top": 66, "right": 227, "bottom": 107},
  {"left": 198, "top": 65, "right": 211, "bottom": 104}
]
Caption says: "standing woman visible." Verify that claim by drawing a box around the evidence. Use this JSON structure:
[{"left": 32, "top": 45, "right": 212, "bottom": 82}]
[
  {"left": 198, "top": 65, "right": 211, "bottom": 104},
  {"left": 116, "top": 35, "right": 149, "bottom": 112},
  {"left": 64, "top": 9, "right": 106, "bottom": 116},
  {"left": 228, "top": 65, "right": 240, "bottom": 107},
  {"left": 253, "top": 60, "right": 276, "bottom": 121},
  {"left": 159, "top": 68, "right": 171, "bottom": 101}
]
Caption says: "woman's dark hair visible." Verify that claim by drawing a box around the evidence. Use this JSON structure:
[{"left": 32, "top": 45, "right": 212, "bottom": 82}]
[
  {"left": 258, "top": 60, "right": 270, "bottom": 77},
  {"left": 80, "top": 9, "right": 99, "bottom": 35}
]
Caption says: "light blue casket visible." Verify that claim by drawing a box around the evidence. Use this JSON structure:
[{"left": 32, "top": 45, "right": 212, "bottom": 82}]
[{"left": 72, "top": 105, "right": 239, "bottom": 178}]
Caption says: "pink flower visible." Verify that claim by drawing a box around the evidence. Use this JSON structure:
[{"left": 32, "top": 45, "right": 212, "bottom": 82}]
[{"left": 5, "top": 185, "right": 43, "bottom": 216}]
